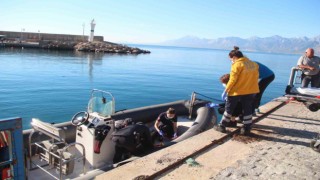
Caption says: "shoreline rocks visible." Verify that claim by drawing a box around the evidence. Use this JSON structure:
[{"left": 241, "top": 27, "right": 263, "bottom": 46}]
[
  {"left": 1, "top": 40, "right": 151, "bottom": 54},
  {"left": 74, "top": 41, "right": 150, "bottom": 54}
]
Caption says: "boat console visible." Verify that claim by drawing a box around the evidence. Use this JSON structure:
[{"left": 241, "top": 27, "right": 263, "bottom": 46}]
[
  {"left": 28, "top": 89, "right": 117, "bottom": 179},
  {"left": 73, "top": 112, "right": 115, "bottom": 169},
  {"left": 73, "top": 89, "right": 116, "bottom": 169}
]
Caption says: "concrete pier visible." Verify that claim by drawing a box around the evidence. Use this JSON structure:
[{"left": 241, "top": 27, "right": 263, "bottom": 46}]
[{"left": 95, "top": 97, "right": 320, "bottom": 180}]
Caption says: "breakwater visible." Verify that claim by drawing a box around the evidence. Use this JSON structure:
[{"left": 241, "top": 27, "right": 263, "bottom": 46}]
[
  {"left": 1, "top": 41, "right": 150, "bottom": 54},
  {"left": 0, "top": 30, "right": 150, "bottom": 54},
  {"left": 0, "top": 30, "right": 103, "bottom": 42}
]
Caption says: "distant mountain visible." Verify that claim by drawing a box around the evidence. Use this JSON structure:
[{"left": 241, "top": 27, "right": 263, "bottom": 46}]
[{"left": 160, "top": 35, "right": 320, "bottom": 54}]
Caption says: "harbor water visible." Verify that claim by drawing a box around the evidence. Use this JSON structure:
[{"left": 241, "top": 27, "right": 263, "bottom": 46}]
[{"left": 0, "top": 45, "right": 300, "bottom": 129}]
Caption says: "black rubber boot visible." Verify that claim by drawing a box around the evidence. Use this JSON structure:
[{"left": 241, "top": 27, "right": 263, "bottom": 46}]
[
  {"left": 214, "top": 121, "right": 228, "bottom": 133},
  {"left": 214, "top": 124, "right": 226, "bottom": 133},
  {"left": 236, "top": 115, "right": 244, "bottom": 123},
  {"left": 240, "top": 124, "right": 251, "bottom": 136},
  {"left": 229, "top": 121, "right": 237, "bottom": 127}
]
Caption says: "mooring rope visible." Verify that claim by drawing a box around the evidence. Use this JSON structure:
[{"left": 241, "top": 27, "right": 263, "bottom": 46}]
[{"left": 193, "top": 91, "right": 224, "bottom": 103}]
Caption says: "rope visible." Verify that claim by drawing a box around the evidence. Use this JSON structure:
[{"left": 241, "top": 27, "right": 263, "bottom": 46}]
[{"left": 193, "top": 91, "right": 224, "bottom": 103}]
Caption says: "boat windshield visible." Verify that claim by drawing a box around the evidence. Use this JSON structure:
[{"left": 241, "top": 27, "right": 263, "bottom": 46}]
[{"left": 87, "top": 90, "right": 115, "bottom": 117}]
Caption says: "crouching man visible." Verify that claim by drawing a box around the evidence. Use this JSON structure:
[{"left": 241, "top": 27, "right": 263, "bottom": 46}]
[{"left": 154, "top": 108, "right": 178, "bottom": 141}]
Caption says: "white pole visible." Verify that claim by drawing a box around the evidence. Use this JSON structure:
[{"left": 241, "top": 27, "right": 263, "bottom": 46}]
[
  {"left": 82, "top": 23, "right": 85, "bottom": 41},
  {"left": 89, "top": 19, "right": 96, "bottom": 42}
]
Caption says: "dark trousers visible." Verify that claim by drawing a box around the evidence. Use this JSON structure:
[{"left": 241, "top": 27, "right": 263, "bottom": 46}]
[
  {"left": 301, "top": 72, "right": 320, "bottom": 88},
  {"left": 221, "top": 94, "right": 255, "bottom": 125},
  {"left": 253, "top": 74, "right": 275, "bottom": 111},
  {"left": 218, "top": 102, "right": 242, "bottom": 117},
  {"left": 159, "top": 124, "right": 174, "bottom": 138}
]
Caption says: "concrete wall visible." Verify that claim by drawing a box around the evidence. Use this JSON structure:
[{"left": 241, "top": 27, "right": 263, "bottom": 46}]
[{"left": 0, "top": 31, "right": 104, "bottom": 42}]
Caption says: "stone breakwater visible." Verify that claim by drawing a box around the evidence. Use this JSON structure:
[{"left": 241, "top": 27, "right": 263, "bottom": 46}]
[
  {"left": 2, "top": 40, "right": 151, "bottom": 54},
  {"left": 74, "top": 41, "right": 150, "bottom": 54}
]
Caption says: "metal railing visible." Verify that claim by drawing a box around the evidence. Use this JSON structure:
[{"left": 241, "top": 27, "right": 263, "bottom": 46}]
[{"left": 28, "top": 119, "right": 86, "bottom": 180}]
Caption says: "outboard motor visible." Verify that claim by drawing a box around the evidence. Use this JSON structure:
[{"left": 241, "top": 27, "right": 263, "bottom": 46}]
[{"left": 94, "top": 125, "right": 111, "bottom": 154}]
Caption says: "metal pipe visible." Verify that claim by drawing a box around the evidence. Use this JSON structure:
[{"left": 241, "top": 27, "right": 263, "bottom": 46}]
[
  {"left": 59, "top": 153, "right": 62, "bottom": 180},
  {"left": 0, "top": 160, "right": 13, "bottom": 167},
  {"left": 288, "top": 67, "right": 300, "bottom": 86},
  {"left": 28, "top": 130, "right": 35, "bottom": 169},
  {"left": 189, "top": 92, "right": 196, "bottom": 119},
  {"left": 32, "top": 163, "right": 59, "bottom": 180},
  {"left": 62, "top": 142, "right": 86, "bottom": 174}
]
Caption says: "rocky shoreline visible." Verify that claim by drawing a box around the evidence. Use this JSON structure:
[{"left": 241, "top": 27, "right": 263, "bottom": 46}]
[
  {"left": 1, "top": 40, "right": 151, "bottom": 54},
  {"left": 74, "top": 41, "right": 150, "bottom": 54}
]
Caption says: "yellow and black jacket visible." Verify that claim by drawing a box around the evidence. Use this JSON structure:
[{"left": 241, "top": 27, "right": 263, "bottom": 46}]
[{"left": 226, "top": 57, "right": 259, "bottom": 96}]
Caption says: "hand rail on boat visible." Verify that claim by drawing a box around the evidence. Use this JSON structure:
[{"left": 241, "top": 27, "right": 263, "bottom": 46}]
[
  {"left": 193, "top": 91, "right": 224, "bottom": 103},
  {"left": 58, "top": 142, "right": 86, "bottom": 180},
  {"left": 188, "top": 91, "right": 224, "bottom": 119},
  {"left": 288, "top": 66, "right": 302, "bottom": 87},
  {"left": 0, "top": 159, "right": 13, "bottom": 167},
  {"left": 28, "top": 118, "right": 86, "bottom": 180},
  {"left": 188, "top": 92, "right": 197, "bottom": 119}
]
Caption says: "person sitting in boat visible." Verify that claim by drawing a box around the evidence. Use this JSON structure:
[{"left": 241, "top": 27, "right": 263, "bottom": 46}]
[
  {"left": 297, "top": 48, "right": 320, "bottom": 88},
  {"left": 154, "top": 108, "right": 178, "bottom": 139}
]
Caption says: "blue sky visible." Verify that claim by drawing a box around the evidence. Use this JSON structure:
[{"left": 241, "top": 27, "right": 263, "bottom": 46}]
[{"left": 1, "top": 0, "right": 319, "bottom": 44}]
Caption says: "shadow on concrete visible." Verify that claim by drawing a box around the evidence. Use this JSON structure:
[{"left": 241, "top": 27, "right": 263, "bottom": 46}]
[
  {"left": 265, "top": 116, "right": 320, "bottom": 126},
  {"left": 268, "top": 114, "right": 320, "bottom": 123},
  {"left": 250, "top": 124, "right": 318, "bottom": 147}
]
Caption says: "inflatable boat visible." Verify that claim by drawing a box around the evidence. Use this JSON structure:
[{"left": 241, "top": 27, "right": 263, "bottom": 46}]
[
  {"left": 0, "top": 90, "right": 216, "bottom": 179},
  {"left": 285, "top": 67, "right": 320, "bottom": 111}
]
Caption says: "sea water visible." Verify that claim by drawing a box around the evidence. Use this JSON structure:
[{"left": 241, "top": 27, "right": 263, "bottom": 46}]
[{"left": 0, "top": 45, "right": 300, "bottom": 129}]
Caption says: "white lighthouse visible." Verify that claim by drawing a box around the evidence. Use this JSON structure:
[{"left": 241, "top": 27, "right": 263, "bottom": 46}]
[{"left": 89, "top": 19, "right": 96, "bottom": 42}]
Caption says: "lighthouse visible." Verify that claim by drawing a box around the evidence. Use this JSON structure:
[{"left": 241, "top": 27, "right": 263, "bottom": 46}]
[{"left": 89, "top": 19, "right": 96, "bottom": 42}]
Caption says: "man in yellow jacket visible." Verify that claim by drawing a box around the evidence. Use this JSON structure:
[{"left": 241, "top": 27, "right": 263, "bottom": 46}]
[{"left": 215, "top": 47, "right": 259, "bottom": 135}]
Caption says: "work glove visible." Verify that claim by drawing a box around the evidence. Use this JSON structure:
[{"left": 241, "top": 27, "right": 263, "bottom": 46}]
[
  {"left": 172, "top": 133, "right": 178, "bottom": 139},
  {"left": 158, "top": 130, "right": 164, "bottom": 137},
  {"left": 205, "top": 103, "right": 219, "bottom": 108}
]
